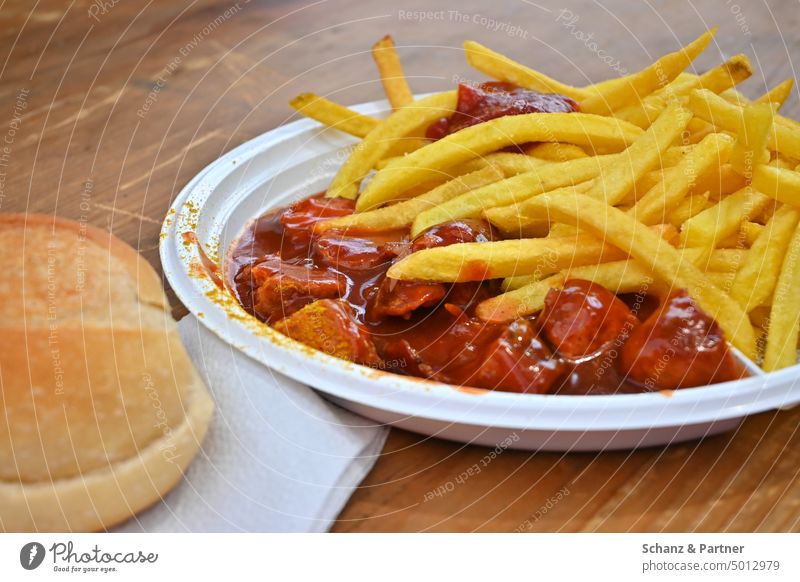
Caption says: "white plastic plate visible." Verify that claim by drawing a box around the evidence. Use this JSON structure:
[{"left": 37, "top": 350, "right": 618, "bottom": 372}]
[{"left": 160, "top": 98, "right": 800, "bottom": 451}]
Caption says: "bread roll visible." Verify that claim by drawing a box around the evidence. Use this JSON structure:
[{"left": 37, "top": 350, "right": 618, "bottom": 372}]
[{"left": 0, "top": 214, "right": 214, "bottom": 531}]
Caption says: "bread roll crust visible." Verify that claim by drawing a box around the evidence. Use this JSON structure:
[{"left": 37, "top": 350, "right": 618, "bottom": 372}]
[{"left": 0, "top": 214, "right": 213, "bottom": 531}]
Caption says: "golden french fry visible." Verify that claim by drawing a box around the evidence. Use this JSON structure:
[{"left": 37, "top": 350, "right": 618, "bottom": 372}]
[
  {"left": 763, "top": 220, "right": 800, "bottom": 370},
  {"left": 463, "top": 41, "right": 589, "bottom": 101},
  {"left": 475, "top": 153, "right": 547, "bottom": 176},
  {"left": 631, "top": 132, "right": 735, "bottom": 225},
  {"left": 689, "top": 89, "right": 800, "bottom": 159},
  {"left": 584, "top": 103, "right": 693, "bottom": 205},
  {"left": 731, "top": 204, "right": 800, "bottom": 312},
  {"left": 412, "top": 156, "right": 614, "bottom": 237},
  {"left": 683, "top": 247, "right": 747, "bottom": 273},
  {"left": 755, "top": 79, "right": 794, "bottom": 109},
  {"left": 667, "top": 193, "right": 712, "bottom": 225},
  {"left": 482, "top": 256, "right": 673, "bottom": 323},
  {"left": 526, "top": 142, "right": 588, "bottom": 161},
  {"left": 476, "top": 274, "right": 564, "bottom": 323},
  {"left": 615, "top": 53, "right": 752, "bottom": 129},
  {"left": 751, "top": 164, "right": 800, "bottom": 207},
  {"left": 387, "top": 229, "right": 629, "bottom": 283},
  {"left": 580, "top": 29, "right": 716, "bottom": 115},
  {"left": 481, "top": 180, "right": 597, "bottom": 235},
  {"left": 372, "top": 35, "right": 413, "bottom": 110},
  {"left": 740, "top": 221, "right": 765, "bottom": 246},
  {"left": 680, "top": 187, "right": 771, "bottom": 248},
  {"left": 356, "top": 113, "right": 643, "bottom": 211},
  {"left": 730, "top": 103, "right": 774, "bottom": 175},
  {"left": 314, "top": 166, "right": 504, "bottom": 234},
  {"left": 327, "top": 91, "right": 457, "bottom": 199},
  {"left": 289, "top": 93, "right": 379, "bottom": 138},
  {"left": 695, "top": 163, "right": 747, "bottom": 201},
  {"left": 523, "top": 192, "right": 757, "bottom": 357}
]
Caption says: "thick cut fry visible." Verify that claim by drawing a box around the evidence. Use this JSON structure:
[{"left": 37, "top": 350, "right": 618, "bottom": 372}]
[
  {"left": 412, "top": 156, "right": 615, "bottom": 236},
  {"left": 526, "top": 142, "right": 588, "bottom": 161},
  {"left": 356, "top": 113, "right": 643, "bottom": 211},
  {"left": 523, "top": 192, "right": 757, "bottom": 357},
  {"left": 289, "top": 93, "right": 379, "bottom": 138},
  {"left": 730, "top": 103, "right": 774, "bottom": 175},
  {"left": 327, "top": 91, "right": 457, "bottom": 199},
  {"left": 463, "top": 41, "right": 589, "bottom": 101},
  {"left": 475, "top": 153, "right": 547, "bottom": 176},
  {"left": 731, "top": 204, "right": 800, "bottom": 312},
  {"left": 683, "top": 247, "right": 747, "bottom": 273},
  {"left": 483, "top": 256, "right": 681, "bottom": 323},
  {"left": 631, "top": 132, "right": 735, "bottom": 225},
  {"left": 667, "top": 193, "right": 712, "bottom": 225},
  {"left": 314, "top": 166, "right": 503, "bottom": 234},
  {"left": 476, "top": 274, "right": 564, "bottom": 322},
  {"left": 689, "top": 89, "right": 800, "bottom": 159},
  {"left": 386, "top": 231, "right": 629, "bottom": 283},
  {"left": 372, "top": 35, "right": 413, "bottom": 110},
  {"left": 751, "top": 165, "right": 800, "bottom": 207},
  {"left": 615, "top": 53, "right": 752, "bottom": 129},
  {"left": 680, "top": 187, "right": 771, "bottom": 248},
  {"left": 755, "top": 79, "right": 794, "bottom": 108},
  {"left": 763, "top": 221, "right": 800, "bottom": 370},
  {"left": 583, "top": 103, "right": 693, "bottom": 205},
  {"left": 580, "top": 29, "right": 716, "bottom": 115},
  {"left": 740, "top": 221, "right": 765, "bottom": 246},
  {"left": 695, "top": 163, "right": 747, "bottom": 200}
]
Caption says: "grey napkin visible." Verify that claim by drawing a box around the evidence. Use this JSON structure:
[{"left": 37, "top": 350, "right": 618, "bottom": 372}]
[{"left": 116, "top": 316, "right": 388, "bottom": 532}]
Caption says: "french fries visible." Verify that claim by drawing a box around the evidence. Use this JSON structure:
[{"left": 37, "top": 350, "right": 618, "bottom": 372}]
[
  {"left": 412, "top": 156, "right": 613, "bottom": 237},
  {"left": 614, "top": 53, "right": 752, "bottom": 129},
  {"left": 356, "top": 113, "right": 643, "bottom": 210},
  {"left": 731, "top": 204, "right": 800, "bottom": 312},
  {"left": 299, "top": 30, "right": 800, "bottom": 376},
  {"left": 463, "top": 41, "right": 590, "bottom": 101},
  {"left": 680, "top": 187, "right": 771, "bottom": 248},
  {"left": 517, "top": 192, "right": 756, "bottom": 356},
  {"left": 387, "top": 229, "right": 629, "bottom": 282},
  {"left": 583, "top": 103, "right": 692, "bottom": 205},
  {"left": 314, "top": 166, "right": 504, "bottom": 234},
  {"left": 630, "top": 132, "right": 735, "bottom": 225},
  {"left": 327, "top": 91, "right": 457, "bottom": 199},
  {"left": 580, "top": 29, "right": 716, "bottom": 115},
  {"left": 689, "top": 89, "right": 800, "bottom": 159},
  {"left": 372, "top": 35, "right": 413, "bottom": 109},
  {"left": 290, "top": 93, "right": 379, "bottom": 138},
  {"left": 763, "top": 221, "right": 800, "bottom": 370},
  {"left": 751, "top": 165, "right": 800, "bottom": 207}
]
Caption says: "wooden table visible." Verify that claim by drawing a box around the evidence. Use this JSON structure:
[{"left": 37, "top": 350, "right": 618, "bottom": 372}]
[{"left": 3, "top": 0, "right": 798, "bottom": 532}]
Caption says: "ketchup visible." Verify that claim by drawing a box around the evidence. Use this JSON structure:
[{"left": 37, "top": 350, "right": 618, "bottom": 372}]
[{"left": 426, "top": 82, "right": 579, "bottom": 139}]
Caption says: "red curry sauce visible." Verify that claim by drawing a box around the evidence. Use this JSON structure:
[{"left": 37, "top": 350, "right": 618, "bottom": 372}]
[{"left": 226, "top": 195, "right": 747, "bottom": 395}]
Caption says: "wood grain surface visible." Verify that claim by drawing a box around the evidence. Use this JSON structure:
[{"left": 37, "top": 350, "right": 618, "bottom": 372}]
[{"left": 2, "top": 0, "right": 798, "bottom": 532}]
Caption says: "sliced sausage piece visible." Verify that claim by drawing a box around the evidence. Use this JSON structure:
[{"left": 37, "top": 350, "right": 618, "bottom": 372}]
[
  {"left": 273, "top": 299, "right": 380, "bottom": 366},
  {"left": 368, "top": 277, "right": 446, "bottom": 320},
  {"left": 540, "top": 279, "right": 638, "bottom": 359},
  {"left": 280, "top": 196, "right": 355, "bottom": 247},
  {"left": 411, "top": 219, "right": 495, "bottom": 252},
  {"left": 313, "top": 235, "right": 394, "bottom": 271},
  {"left": 249, "top": 255, "right": 346, "bottom": 323},
  {"left": 619, "top": 290, "right": 740, "bottom": 390},
  {"left": 471, "top": 319, "right": 564, "bottom": 394}
]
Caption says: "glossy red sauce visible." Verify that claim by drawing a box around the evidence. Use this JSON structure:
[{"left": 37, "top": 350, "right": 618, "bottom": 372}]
[
  {"left": 226, "top": 194, "right": 748, "bottom": 395},
  {"left": 426, "top": 82, "right": 579, "bottom": 140}
]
